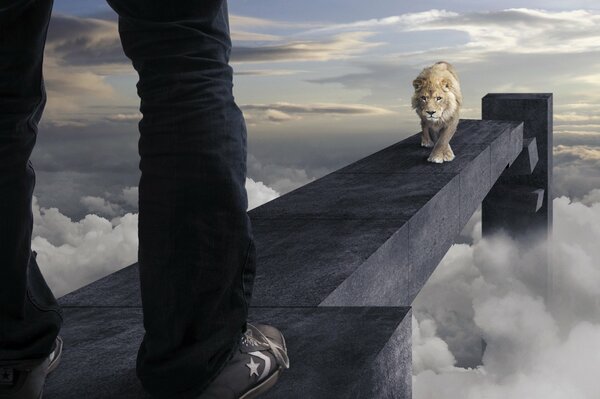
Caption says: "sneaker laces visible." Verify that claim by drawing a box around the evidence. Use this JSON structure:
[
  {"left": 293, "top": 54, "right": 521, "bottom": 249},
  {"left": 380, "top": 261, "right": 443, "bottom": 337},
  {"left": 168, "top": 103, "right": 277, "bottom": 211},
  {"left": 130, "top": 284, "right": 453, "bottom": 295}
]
[{"left": 247, "top": 326, "right": 290, "bottom": 370}]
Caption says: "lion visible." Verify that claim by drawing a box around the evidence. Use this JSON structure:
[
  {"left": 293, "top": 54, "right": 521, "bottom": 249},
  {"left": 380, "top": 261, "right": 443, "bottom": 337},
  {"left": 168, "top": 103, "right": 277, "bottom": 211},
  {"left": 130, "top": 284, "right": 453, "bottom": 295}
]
[{"left": 411, "top": 61, "right": 463, "bottom": 163}]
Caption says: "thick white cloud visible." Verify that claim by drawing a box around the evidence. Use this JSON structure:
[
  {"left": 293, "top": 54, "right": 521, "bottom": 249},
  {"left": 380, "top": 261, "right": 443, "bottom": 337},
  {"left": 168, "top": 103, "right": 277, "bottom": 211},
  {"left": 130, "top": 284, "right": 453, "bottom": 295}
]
[
  {"left": 554, "top": 144, "right": 600, "bottom": 199},
  {"left": 412, "top": 191, "right": 600, "bottom": 399},
  {"left": 245, "top": 177, "right": 280, "bottom": 210},
  {"left": 412, "top": 316, "right": 457, "bottom": 374},
  {"left": 247, "top": 153, "right": 317, "bottom": 194},
  {"left": 32, "top": 196, "right": 138, "bottom": 297},
  {"left": 314, "top": 8, "right": 600, "bottom": 59},
  {"left": 304, "top": 10, "right": 458, "bottom": 35},
  {"left": 34, "top": 178, "right": 278, "bottom": 297}
]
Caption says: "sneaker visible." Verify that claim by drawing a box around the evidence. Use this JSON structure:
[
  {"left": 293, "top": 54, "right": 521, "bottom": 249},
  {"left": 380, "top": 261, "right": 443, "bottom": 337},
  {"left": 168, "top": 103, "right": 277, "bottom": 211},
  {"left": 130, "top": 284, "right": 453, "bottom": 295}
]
[
  {"left": 0, "top": 336, "right": 63, "bottom": 399},
  {"left": 198, "top": 323, "right": 290, "bottom": 399}
]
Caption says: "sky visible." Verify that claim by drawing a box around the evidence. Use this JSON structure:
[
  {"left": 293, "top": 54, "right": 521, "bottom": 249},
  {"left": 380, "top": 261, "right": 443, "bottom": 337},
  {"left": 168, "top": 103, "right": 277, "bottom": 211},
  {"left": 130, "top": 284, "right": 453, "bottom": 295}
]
[
  {"left": 33, "top": 1, "right": 600, "bottom": 218},
  {"left": 23, "top": 1, "right": 600, "bottom": 398}
]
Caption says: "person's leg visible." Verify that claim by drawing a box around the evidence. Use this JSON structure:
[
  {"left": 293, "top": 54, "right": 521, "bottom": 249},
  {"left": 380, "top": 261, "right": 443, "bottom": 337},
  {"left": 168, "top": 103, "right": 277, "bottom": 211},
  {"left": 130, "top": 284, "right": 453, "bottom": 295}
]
[
  {"left": 0, "top": 0, "right": 62, "bottom": 363},
  {"left": 105, "top": 1, "right": 257, "bottom": 397}
]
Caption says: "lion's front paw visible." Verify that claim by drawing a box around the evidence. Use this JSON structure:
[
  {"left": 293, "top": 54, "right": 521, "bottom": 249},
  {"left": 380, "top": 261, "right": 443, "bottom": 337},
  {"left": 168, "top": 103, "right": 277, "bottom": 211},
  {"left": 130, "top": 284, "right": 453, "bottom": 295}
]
[
  {"left": 421, "top": 138, "right": 434, "bottom": 148},
  {"left": 427, "top": 152, "right": 444, "bottom": 163},
  {"left": 428, "top": 144, "right": 454, "bottom": 163},
  {"left": 442, "top": 146, "right": 455, "bottom": 162}
]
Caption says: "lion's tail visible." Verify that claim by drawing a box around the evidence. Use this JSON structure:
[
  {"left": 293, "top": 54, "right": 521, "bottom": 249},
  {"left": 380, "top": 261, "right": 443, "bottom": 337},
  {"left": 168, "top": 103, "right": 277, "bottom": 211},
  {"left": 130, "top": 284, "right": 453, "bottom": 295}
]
[{"left": 434, "top": 61, "right": 459, "bottom": 80}]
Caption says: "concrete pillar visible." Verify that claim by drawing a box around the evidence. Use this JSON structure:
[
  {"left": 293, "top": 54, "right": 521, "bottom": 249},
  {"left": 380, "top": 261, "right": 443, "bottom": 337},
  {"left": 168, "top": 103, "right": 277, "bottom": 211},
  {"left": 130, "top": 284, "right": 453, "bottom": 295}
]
[
  {"left": 481, "top": 93, "right": 553, "bottom": 301},
  {"left": 481, "top": 93, "right": 552, "bottom": 241}
]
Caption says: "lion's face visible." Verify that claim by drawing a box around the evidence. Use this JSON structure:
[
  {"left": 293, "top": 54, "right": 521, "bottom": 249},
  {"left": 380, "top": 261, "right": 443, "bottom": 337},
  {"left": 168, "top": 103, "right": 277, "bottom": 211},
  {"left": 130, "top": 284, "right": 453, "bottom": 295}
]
[
  {"left": 413, "top": 87, "right": 453, "bottom": 124},
  {"left": 411, "top": 67, "right": 462, "bottom": 127}
]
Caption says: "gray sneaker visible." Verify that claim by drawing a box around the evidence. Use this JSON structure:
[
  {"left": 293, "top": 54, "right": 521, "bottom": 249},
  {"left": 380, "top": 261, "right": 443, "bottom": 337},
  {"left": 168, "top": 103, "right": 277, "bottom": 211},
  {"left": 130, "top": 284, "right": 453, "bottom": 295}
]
[
  {"left": 0, "top": 336, "right": 63, "bottom": 399},
  {"left": 198, "top": 323, "right": 290, "bottom": 399}
]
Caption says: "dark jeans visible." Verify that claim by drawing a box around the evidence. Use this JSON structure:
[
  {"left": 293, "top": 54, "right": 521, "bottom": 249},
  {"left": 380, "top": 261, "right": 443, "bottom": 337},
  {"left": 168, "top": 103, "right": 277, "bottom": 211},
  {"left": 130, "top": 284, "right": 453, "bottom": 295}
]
[{"left": 0, "top": 0, "right": 256, "bottom": 397}]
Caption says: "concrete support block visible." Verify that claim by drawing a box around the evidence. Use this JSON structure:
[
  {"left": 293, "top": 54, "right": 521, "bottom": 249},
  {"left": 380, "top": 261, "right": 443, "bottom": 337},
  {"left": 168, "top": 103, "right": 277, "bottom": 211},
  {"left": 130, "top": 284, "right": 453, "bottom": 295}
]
[
  {"left": 505, "top": 137, "right": 539, "bottom": 176},
  {"left": 482, "top": 93, "right": 553, "bottom": 240}
]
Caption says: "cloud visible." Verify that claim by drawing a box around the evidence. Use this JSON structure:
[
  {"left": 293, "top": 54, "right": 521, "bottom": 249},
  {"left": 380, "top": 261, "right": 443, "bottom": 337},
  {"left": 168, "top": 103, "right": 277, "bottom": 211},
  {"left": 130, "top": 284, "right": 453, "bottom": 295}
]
[
  {"left": 41, "top": 14, "right": 134, "bottom": 125},
  {"left": 234, "top": 69, "right": 306, "bottom": 76},
  {"left": 246, "top": 178, "right": 280, "bottom": 209},
  {"left": 42, "top": 67, "right": 119, "bottom": 123},
  {"left": 80, "top": 195, "right": 123, "bottom": 217},
  {"left": 35, "top": 177, "right": 279, "bottom": 296},
  {"left": 265, "top": 109, "right": 297, "bottom": 123},
  {"left": 390, "top": 9, "right": 600, "bottom": 60},
  {"left": 230, "top": 15, "right": 315, "bottom": 30},
  {"left": 304, "top": 8, "right": 600, "bottom": 117},
  {"left": 555, "top": 144, "right": 600, "bottom": 161},
  {"left": 105, "top": 113, "right": 142, "bottom": 122},
  {"left": 32, "top": 195, "right": 138, "bottom": 297},
  {"left": 412, "top": 316, "right": 457, "bottom": 374},
  {"left": 231, "top": 31, "right": 384, "bottom": 63},
  {"left": 121, "top": 186, "right": 139, "bottom": 208},
  {"left": 290, "top": 9, "right": 600, "bottom": 62},
  {"left": 241, "top": 101, "right": 394, "bottom": 122},
  {"left": 304, "top": 10, "right": 458, "bottom": 35},
  {"left": 232, "top": 31, "right": 282, "bottom": 42},
  {"left": 556, "top": 114, "right": 600, "bottom": 123},
  {"left": 555, "top": 133, "right": 600, "bottom": 147},
  {"left": 46, "top": 14, "right": 125, "bottom": 67},
  {"left": 554, "top": 144, "right": 600, "bottom": 199},
  {"left": 581, "top": 189, "right": 600, "bottom": 206},
  {"left": 412, "top": 191, "right": 600, "bottom": 399},
  {"left": 247, "top": 153, "right": 317, "bottom": 194}
]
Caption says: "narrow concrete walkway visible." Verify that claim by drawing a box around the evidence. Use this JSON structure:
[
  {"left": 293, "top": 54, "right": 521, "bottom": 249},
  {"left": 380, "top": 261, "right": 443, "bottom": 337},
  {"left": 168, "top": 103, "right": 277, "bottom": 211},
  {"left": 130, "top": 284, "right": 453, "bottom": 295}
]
[{"left": 46, "top": 118, "right": 525, "bottom": 398}]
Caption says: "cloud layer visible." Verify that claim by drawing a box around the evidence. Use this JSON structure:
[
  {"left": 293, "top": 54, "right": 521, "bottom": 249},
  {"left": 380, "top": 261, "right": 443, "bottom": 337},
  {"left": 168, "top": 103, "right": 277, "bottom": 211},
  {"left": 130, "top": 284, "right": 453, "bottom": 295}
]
[
  {"left": 412, "top": 192, "right": 600, "bottom": 398},
  {"left": 35, "top": 178, "right": 279, "bottom": 297}
]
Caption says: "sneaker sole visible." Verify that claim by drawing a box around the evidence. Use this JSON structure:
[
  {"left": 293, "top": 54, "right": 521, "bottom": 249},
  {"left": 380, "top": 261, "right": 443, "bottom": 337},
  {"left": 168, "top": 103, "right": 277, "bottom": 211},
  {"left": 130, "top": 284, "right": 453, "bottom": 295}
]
[
  {"left": 239, "top": 367, "right": 283, "bottom": 399},
  {"left": 47, "top": 336, "right": 63, "bottom": 376},
  {"left": 39, "top": 336, "right": 63, "bottom": 399},
  {"left": 0, "top": 337, "right": 64, "bottom": 399}
]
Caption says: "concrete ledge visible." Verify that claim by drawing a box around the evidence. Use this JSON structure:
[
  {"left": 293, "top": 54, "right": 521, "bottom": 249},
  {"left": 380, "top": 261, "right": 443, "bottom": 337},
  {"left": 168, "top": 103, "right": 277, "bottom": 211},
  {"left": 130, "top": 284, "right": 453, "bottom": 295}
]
[
  {"left": 506, "top": 137, "right": 538, "bottom": 176},
  {"left": 485, "top": 184, "right": 544, "bottom": 213},
  {"left": 46, "top": 306, "right": 410, "bottom": 399}
]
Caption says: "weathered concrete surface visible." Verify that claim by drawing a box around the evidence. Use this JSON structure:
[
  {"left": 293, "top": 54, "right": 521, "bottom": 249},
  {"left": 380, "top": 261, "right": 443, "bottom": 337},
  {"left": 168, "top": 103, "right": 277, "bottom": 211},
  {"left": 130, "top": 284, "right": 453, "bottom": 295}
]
[
  {"left": 505, "top": 137, "right": 538, "bottom": 176},
  {"left": 313, "top": 119, "right": 523, "bottom": 306},
  {"left": 45, "top": 305, "right": 410, "bottom": 399}
]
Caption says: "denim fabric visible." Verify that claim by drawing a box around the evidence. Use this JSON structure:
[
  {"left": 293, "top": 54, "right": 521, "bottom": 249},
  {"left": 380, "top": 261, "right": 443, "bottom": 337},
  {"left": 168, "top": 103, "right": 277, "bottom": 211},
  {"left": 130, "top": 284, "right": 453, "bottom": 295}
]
[
  {"left": 0, "top": 0, "right": 62, "bottom": 363},
  {"left": 0, "top": 0, "right": 256, "bottom": 397}
]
